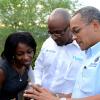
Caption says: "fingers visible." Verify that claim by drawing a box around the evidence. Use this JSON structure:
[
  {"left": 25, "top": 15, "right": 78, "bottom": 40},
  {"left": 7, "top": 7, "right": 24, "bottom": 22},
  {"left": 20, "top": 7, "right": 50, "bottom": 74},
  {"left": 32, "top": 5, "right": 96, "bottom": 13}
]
[
  {"left": 23, "top": 92, "right": 38, "bottom": 100},
  {"left": 33, "top": 88, "right": 41, "bottom": 96},
  {"left": 24, "top": 83, "right": 48, "bottom": 100},
  {"left": 24, "top": 89, "right": 33, "bottom": 94},
  {"left": 31, "top": 84, "right": 43, "bottom": 93},
  {"left": 24, "top": 85, "right": 42, "bottom": 100}
]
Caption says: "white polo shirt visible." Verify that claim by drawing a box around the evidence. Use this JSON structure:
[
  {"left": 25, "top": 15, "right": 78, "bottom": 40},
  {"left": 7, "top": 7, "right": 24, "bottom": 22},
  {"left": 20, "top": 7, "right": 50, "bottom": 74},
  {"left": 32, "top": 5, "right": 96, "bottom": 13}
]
[{"left": 34, "top": 37, "right": 85, "bottom": 94}]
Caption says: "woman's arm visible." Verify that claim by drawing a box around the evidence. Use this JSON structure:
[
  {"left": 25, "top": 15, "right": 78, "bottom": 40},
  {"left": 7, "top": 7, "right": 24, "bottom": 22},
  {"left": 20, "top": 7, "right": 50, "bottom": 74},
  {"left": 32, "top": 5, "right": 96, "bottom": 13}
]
[{"left": 0, "top": 68, "right": 5, "bottom": 89}]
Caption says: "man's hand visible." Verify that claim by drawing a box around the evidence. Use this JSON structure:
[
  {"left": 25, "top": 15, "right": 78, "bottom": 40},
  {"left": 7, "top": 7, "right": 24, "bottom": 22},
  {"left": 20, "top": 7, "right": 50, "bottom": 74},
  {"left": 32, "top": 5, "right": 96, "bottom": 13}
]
[{"left": 23, "top": 84, "right": 59, "bottom": 100}]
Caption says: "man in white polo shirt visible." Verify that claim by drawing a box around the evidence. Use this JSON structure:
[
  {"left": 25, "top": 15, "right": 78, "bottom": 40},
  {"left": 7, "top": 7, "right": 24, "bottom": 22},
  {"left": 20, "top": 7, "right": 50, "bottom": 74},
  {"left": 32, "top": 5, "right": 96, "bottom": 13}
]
[{"left": 33, "top": 8, "right": 85, "bottom": 98}]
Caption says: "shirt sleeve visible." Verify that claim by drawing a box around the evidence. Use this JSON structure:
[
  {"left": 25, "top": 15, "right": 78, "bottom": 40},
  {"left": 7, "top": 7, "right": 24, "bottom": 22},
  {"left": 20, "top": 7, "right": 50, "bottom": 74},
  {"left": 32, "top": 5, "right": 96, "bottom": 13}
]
[
  {"left": 28, "top": 66, "right": 34, "bottom": 83},
  {"left": 33, "top": 48, "right": 45, "bottom": 85}
]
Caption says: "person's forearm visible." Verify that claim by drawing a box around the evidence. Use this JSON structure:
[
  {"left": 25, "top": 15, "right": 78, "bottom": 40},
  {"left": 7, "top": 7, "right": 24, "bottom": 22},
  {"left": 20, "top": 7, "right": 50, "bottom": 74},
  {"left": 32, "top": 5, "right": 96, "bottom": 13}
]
[
  {"left": 65, "top": 95, "right": 100, "bottom": 100},
  {"left": 54, "top": 93, "right": 72, "bottom": 98}
]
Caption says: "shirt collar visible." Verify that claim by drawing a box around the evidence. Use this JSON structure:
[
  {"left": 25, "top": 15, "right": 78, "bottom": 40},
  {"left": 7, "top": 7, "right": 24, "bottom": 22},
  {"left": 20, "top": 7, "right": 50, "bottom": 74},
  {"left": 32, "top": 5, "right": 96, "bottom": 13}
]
[
  {"left": 85, "top": 42, "right": 100, "bottom": 58},
  {"left": 72, "top": 40, "right": 81, "bottom": 48}
]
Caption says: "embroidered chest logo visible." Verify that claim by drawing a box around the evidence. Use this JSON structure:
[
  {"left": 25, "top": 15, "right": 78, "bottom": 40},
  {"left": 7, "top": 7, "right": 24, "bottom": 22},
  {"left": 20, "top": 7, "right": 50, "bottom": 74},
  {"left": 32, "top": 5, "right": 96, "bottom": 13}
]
[
  {"left": 89, "top": 56, "right": 100, "bottom": 67},
  {"left": 94, "top": 56, "right": 100, "bottom": 62}
]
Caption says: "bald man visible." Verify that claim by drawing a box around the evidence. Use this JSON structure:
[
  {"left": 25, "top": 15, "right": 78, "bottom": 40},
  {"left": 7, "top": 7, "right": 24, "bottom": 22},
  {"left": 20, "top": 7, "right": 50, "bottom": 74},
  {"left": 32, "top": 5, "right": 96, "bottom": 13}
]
[{"left": 33, "top": 8, "right": 85, "bottom": 98}]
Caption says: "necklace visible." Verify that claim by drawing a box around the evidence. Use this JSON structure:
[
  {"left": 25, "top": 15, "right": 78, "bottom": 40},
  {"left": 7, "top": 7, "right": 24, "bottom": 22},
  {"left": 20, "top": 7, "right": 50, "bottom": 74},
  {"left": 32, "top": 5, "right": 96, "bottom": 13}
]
[
  {"left": 19, "top": 74, "right": 22, "bottom": 82},
  {"left": 12, "top": 63, "right": 25, "bottom": 82}
]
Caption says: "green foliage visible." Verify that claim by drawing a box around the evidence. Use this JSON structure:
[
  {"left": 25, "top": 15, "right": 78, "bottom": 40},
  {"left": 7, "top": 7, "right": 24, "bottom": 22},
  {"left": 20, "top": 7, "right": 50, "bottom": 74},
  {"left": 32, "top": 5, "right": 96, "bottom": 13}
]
[
  {"left": 0, "top": 0, "right": 79, "bottom": 66},
  {"left": 0, "top": 27, "right": 14, "bottom": 53},
  {"left": 0, "top": 0, "right": 77, "bottom": 31}
]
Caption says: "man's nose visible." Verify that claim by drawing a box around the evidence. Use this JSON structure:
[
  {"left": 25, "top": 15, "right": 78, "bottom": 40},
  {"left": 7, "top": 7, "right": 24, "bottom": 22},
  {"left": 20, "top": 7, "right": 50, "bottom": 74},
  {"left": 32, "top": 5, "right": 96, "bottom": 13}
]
[{"left": 51, "top": 34, "right": 58, "bottom": 40}]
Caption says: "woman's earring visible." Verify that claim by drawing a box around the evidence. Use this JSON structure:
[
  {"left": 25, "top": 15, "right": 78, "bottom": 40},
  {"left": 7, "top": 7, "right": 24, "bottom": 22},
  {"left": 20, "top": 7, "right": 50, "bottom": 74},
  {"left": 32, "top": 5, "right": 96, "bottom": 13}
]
[{"left": 13, "top": 56, "right": 15, "bottom": 59}]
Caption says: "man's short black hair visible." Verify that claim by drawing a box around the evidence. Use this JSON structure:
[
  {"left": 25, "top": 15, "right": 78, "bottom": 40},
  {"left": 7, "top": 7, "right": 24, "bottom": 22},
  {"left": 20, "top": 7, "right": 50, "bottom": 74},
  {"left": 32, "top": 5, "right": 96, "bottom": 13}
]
[{"left": 73, "top": 6, "right": 100, "bottom": 24}]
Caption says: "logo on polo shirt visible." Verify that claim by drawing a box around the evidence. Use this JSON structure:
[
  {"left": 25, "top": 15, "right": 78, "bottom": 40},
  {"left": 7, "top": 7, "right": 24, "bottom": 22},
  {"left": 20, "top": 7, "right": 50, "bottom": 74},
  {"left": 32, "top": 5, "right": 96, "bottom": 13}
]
[
  {"left": 89, "top": 56, "right": 100, "bottom": 67},
  {"left": 94, "top": 56, "right": 100, "bottom": 63}
]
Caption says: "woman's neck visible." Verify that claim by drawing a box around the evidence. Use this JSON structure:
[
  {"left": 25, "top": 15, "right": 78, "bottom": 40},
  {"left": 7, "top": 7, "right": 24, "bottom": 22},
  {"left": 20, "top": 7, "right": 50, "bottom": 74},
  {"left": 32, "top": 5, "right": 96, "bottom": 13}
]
[{"left": 12, "top": 63, "right": 26, "bottom": 75}]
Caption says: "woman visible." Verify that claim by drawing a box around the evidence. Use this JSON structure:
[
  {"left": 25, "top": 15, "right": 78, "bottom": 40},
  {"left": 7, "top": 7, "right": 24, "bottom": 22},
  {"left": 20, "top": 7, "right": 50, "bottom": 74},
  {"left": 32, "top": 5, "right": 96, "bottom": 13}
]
[{"left": 0, "top": 31, "right": 36, "bottom": 100}]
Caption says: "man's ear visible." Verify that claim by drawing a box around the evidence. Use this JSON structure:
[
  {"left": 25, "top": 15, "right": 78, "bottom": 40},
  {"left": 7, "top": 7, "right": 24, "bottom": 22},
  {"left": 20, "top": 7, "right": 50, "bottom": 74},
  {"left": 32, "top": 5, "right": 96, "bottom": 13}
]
[{"left": 92, "top": 20, "right": 100, "bottom": 32}]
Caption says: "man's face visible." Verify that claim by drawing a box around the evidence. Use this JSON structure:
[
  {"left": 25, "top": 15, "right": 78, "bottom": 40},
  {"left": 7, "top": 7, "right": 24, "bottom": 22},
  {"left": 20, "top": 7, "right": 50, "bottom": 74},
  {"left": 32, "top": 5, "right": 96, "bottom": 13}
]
[
  {"left": 70, "top": 13, "right": 94, "bottom": 50},
  {"left": 48, "top": 18, "right": 73, "bottom": 46}
]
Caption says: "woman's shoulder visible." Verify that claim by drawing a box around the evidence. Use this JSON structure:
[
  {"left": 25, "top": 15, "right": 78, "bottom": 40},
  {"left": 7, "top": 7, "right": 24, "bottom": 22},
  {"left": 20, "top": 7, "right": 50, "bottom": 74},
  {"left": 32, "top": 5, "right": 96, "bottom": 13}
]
[
  {"left": 0, "top": 57, "right": 8, "bottom": 74},
  {"left": 0, "top": 57, "right": 8, "bottom": 66}
]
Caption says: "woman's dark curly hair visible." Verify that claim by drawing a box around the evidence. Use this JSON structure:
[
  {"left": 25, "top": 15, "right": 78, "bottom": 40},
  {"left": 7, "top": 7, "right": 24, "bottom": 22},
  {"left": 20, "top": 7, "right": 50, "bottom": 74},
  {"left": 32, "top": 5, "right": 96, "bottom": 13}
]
[{"left": 1, "top": 31, "right": 37, "bottom": 63}]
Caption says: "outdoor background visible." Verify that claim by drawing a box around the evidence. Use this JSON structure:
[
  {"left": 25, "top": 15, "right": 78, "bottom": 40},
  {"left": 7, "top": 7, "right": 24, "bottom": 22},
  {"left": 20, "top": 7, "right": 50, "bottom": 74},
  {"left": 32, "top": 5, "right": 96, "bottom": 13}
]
[{"left": 0, "top": 0, "right": 81, "bottom": 67}]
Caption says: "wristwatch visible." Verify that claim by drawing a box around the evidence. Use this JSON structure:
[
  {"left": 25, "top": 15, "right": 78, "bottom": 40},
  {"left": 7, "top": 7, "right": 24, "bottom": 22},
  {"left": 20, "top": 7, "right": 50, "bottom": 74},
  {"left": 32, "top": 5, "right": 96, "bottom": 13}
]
[{"left": 59, "top": 97, "right": 66, "bottom": 100}]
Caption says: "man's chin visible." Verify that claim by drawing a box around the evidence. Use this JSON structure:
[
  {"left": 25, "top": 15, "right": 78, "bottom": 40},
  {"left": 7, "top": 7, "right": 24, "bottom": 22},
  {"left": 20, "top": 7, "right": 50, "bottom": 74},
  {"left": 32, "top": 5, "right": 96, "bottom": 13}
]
[
  {"left": 65, "top": 40, "right": 73, "bottom": 45},
  {"left": 57, "top": 43, "right": 64, "bottom": 46}
]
